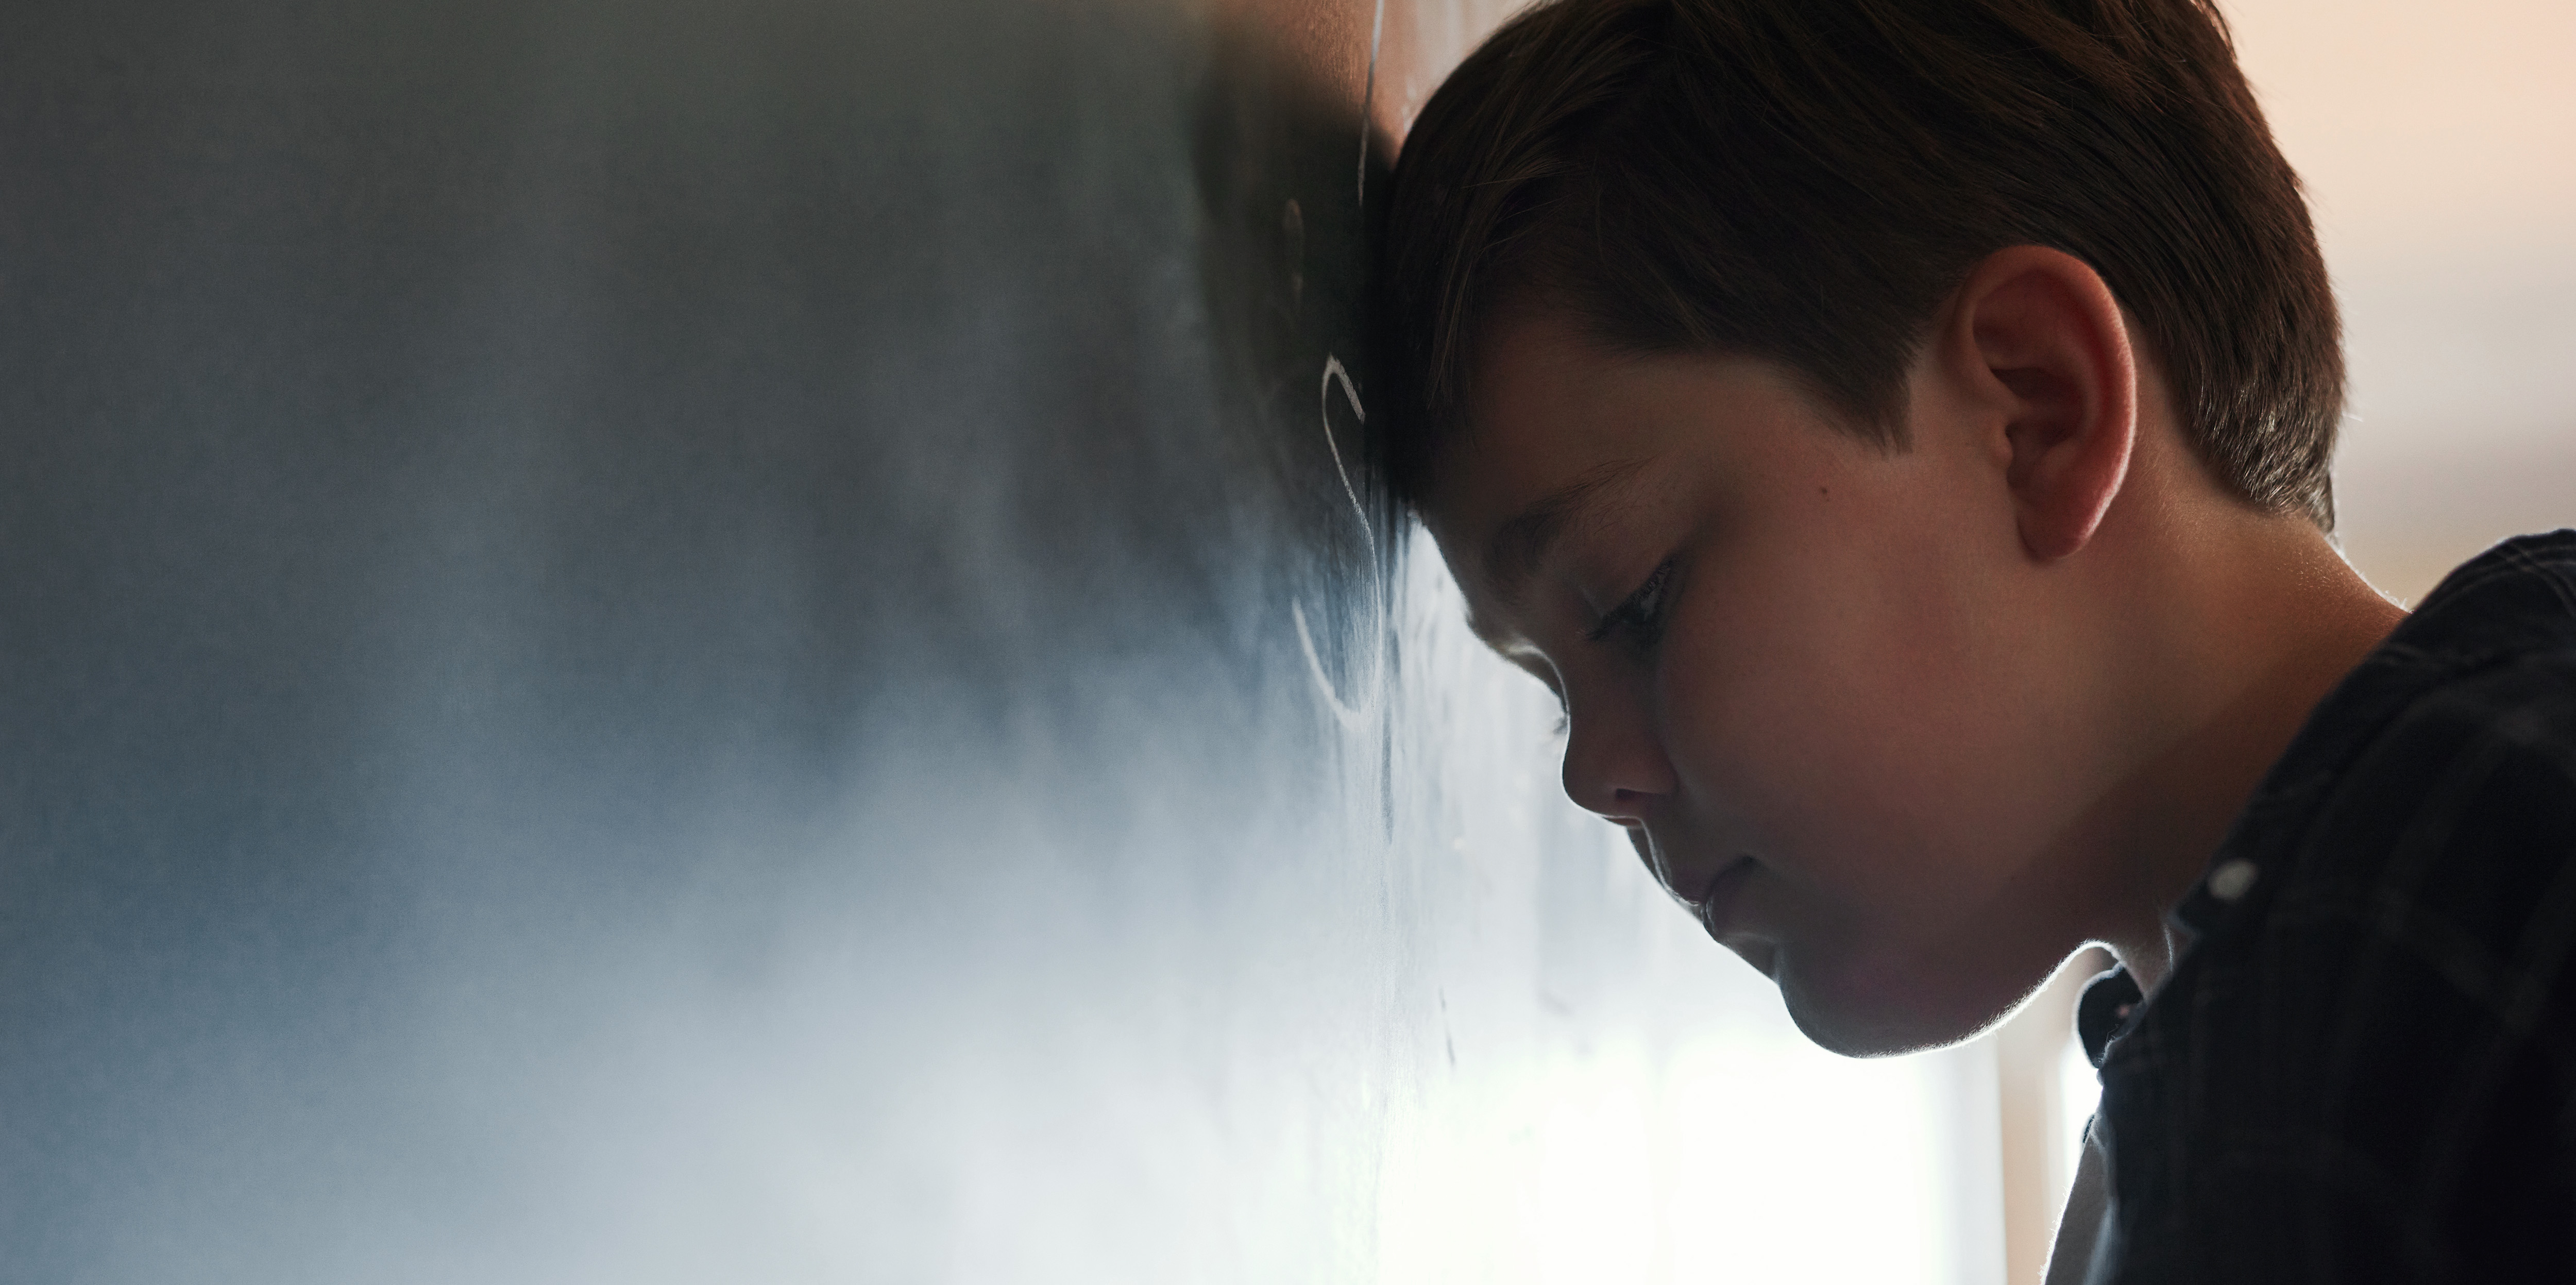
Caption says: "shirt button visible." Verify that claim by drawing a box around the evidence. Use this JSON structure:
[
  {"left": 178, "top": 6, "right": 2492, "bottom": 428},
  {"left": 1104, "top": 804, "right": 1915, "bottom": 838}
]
[{"left": 2208, "top": 859, "right": 2259, "bottom": 903}]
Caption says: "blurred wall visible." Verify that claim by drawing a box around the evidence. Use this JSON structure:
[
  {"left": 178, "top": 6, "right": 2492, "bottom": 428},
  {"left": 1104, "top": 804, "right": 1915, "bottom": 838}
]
[{"left": 2226, "top": 0, "right": 2576, "bottom": 600}]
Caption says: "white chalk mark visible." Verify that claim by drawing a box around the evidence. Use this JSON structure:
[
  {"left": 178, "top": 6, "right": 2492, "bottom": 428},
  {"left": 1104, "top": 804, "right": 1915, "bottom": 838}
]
[
  {"left": 1294, "top": 597, "right": 1373, "bottom": 731},
  {"left": 1320, "top": 354, "right": 1372, "bottom": 563},
  {"left": 1358, "top": 0, "right": 1385, "bottom": 205},
  {"left": 1298, "top": 353, "right": 1387, "bottom": 734}
]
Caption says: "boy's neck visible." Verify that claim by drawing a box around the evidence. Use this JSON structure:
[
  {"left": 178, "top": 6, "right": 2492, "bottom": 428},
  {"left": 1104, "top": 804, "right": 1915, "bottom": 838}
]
[{"left": 2091, "top": 510, "right": 2406, "bottom": 993}]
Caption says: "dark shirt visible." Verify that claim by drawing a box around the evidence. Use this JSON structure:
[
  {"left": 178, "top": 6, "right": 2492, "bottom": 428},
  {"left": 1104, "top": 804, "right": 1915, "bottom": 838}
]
[{"left": 2071, "top": 529, "right": 2576, "bottom": 1283}]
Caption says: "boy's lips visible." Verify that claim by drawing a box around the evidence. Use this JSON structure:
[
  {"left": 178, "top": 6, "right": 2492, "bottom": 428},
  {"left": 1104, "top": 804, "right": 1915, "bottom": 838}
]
[{"left": 1689, "top": 854, "right": 1760, "bottom": 937}]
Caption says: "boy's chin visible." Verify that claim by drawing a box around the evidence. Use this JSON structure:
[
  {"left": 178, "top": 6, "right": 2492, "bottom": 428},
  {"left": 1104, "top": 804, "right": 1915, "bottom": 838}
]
[{"left": 1773, "top": 949, "right": 2016, "bottom": 1058}]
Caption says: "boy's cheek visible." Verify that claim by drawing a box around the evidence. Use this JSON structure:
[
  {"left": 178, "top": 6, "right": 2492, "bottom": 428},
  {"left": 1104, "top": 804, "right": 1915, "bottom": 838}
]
[
  {"left": 1658, "top": 627, "right": 2062, "bottom": 1047},
  {"left": 1661, "top": 597, "right": 1991, "bottom": 874},
  {"left": 1662, "top": 666, "right": 2040, "bottom": 982}
]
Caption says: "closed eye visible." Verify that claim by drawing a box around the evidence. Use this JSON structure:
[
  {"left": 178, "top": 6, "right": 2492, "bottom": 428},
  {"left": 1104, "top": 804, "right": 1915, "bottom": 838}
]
[{"left": 1584, "top": 557, "right": 1677, "bottom": 651}]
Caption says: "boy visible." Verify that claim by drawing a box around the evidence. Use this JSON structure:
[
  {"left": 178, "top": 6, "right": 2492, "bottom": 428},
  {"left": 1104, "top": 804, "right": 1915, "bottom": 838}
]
[{"left": 1373, "top": 0, "right": 2576, "bottom": 1279}]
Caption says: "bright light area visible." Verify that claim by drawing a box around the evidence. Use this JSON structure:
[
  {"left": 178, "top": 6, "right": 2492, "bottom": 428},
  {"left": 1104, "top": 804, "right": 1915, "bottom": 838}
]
[
  {"left": 2056, "top": 1027, "right": 2100, "bottom": 1184},
  {"left": 1372, "top": 942, "right": 2002, "bottom": 1285},
  {"left": 1377, "top": 1038, "right": 1989, "bottom": 1284},
  {"left": 1651, "top": 1039, "right": 1973, "bottom": 1283}
]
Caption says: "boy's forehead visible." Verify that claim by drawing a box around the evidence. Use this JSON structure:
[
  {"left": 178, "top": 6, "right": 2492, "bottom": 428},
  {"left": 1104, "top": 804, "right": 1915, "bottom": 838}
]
[
  {"left": 1457, "top": 455, "right": 1652, "bottom": 607},
  {"left": 1430, "top": 314, "right": 1680, "bottom": 580}
]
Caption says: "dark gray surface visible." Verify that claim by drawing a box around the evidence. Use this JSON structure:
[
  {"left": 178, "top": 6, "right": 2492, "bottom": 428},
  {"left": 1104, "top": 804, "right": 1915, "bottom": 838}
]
[
  {"left": 0, "top": 2, "right": 1995, "bottom": 1281},
  {"left": 0, "top": 1, "right": 1443, "bottom": 1278}
]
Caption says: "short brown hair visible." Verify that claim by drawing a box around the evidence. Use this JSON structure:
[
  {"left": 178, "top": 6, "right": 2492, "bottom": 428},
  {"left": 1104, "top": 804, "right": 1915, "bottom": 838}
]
[{"left": 1375, "top": 0, "right": 2342, "bottom": 528}]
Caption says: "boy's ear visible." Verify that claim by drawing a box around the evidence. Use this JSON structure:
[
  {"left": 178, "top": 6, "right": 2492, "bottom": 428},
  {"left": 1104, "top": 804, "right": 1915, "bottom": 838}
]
[{"left": 1938, "top": 246, "right": 2139, "bottom": 561}]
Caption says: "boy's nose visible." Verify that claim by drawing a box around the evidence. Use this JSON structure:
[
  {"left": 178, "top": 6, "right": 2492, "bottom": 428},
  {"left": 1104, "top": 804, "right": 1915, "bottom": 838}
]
[{"left": 1560, "top": 696, "right": 1677, "bottom": 822}]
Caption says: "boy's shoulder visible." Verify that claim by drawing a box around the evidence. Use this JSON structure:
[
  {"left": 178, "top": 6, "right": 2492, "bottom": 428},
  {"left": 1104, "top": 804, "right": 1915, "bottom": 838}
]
[
  {"left": 2092, "top": 529, "right": 2576, "bottom": 1283},
  {"left": 2266, "top": 528, "right": 2576, "bottom": 915}
]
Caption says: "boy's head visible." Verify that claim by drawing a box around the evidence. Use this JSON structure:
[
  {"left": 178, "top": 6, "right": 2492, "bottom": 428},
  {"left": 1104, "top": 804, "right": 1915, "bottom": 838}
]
[{"left": 1379, "top": 0, "right": 2348, "bottom": 1053}]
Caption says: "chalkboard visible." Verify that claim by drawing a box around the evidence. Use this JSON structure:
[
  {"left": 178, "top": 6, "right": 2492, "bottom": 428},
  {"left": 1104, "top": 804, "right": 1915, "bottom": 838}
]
[{"left": 0, "top": 1, "right": 2003, "bottom": 1281}]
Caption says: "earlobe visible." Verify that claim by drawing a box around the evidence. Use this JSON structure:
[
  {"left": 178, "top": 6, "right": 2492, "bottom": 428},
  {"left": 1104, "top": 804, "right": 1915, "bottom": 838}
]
[{"left": 1947, "top": 247, "right": 2138, "bottom": 562}]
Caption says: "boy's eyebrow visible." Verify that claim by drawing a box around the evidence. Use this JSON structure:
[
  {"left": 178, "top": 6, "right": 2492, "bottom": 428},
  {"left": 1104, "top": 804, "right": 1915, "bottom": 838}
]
[{"left": 1482, "top": 456, "right": 1650, "bottom": 607}]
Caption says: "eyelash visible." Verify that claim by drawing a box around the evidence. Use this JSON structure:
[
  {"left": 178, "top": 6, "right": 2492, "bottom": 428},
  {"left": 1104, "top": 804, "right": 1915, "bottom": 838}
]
[
  {"left": 1540, "top": 556, "right": 1679, "bottom": 736},
  {"left": 1584, "top": 557, "right": 1678, "bottom": 652}
]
